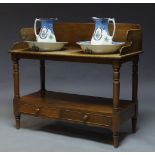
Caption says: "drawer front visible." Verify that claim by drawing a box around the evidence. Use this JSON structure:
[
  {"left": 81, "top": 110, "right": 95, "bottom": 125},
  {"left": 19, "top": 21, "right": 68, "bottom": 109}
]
[
  {"left": 61, "top": 109, "right": 84, "bottom": 122},
  {"left": 86, "top": 113, "right": 111, "bottom": 127},
  {"left": 40, "top": 106, "right": 59, "bottom": 119},
  {"left": 19, "top": 104, "right": 59, "bottom": 119},
  {"left": 19, "top": 103, "right": 36, "bottom": 115},
  {"left": 61, "top": 109, "right": 112, "bottom": 128}
]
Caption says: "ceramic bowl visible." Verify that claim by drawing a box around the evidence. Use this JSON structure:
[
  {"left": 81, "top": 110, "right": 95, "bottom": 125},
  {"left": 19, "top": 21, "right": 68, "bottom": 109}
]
[
  {"left": 26, "top": 41, "right": 68, "bottom": 51},
  {"left": 77, "top": 41, "right": 125, "bottom": 54}
]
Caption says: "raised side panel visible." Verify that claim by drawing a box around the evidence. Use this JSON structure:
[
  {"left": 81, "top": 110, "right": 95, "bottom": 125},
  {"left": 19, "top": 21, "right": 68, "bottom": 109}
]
[{"left": 120, "top": 29, "right": 142, "bottom": 55}]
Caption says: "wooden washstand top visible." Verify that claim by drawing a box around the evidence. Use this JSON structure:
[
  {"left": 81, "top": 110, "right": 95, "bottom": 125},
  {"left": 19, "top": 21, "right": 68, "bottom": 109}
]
[{"left": 10, "top": 23, "right": 143, "bottom": 64}]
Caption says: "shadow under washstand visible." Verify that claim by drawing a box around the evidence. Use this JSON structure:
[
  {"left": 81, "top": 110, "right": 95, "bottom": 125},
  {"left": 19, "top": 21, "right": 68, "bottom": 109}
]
[{"left": 34, "top": 121, "right": 129, "bottom": 146}]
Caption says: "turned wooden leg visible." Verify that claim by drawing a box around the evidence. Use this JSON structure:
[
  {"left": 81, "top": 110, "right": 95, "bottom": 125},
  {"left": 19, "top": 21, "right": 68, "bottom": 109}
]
[
  {"left": 132, "top": 56, "right": 139, "bottom": 133},
  {"left": 13, "top": 58, "right": 21, "bottom": 129},
  {"left": 15, "top": 115, "right": 20, "bottom": 129},
  {"left": 112, "top": 62, "right": 121, "bottom": 148},
  {"left": 113, "top": 132, "right": 119, "bottom": 148},
  {"left": 40, "top": 60, "right": 46, "bottom": 96}
]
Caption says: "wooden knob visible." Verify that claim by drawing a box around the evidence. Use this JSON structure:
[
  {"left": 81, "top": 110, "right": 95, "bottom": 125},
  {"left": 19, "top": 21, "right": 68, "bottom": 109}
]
[
  {"left": 35, "top": 107, "right": 40, "bottom": 114},
  {"left": 83, "top": 114, "right": 89, "bottom": 121}
]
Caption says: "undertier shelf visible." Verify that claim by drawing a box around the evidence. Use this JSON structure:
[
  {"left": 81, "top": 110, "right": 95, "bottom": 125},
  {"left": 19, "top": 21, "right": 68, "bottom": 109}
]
[{"left": 18, "top": 91, "right": 135, "bottom": 129}]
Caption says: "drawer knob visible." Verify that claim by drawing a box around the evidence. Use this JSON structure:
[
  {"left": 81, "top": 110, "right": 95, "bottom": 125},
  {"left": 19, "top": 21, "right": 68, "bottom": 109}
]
[
  {"left": 35, "top": 107, "right": 40, "bottom": 114},
  {"left": 83, "top": 114, "right": 89, "bottom": 121}
]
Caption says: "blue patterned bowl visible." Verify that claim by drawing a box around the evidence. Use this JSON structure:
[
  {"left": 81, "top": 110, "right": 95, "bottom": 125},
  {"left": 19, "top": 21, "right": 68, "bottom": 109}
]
[
  {"left": 77, "top": 41, "right": 125, "bottom": 54},
  {"left": 26, "top": 41, "right": 68, "bottom": 51}
]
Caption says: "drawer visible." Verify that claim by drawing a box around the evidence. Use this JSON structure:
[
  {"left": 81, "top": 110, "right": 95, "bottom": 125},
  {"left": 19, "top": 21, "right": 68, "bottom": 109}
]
[
  {"left": 19, "top": 103, "right": 59, "bottom": 119},
  {"left": 41, "top": 106, "right": 59, "bottom": 119},
  {"left": 19, "top": 103, "right": 36, "bottom": 115},
  {"left": 61, "top": 109, "right": 112, "bottom": 128}
]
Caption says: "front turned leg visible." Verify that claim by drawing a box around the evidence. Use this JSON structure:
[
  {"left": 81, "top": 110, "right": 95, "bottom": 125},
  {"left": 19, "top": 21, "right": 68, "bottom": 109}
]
[
  {"left": 132, "top": 56, "right": 139, "bottom": 133},
  {"left": 15, "top": 115, "right": 21, "bottom": 129},
  {"left": 13, "top": 58, "right": 21, "bottom": 129},
  {"left": 113, "top": 132, "right": 119, "bottom": 148},
  {"left": 13, "top": 98, "right": 20, "bottom": 129},
  {"left": 112, "top": 62, "right": 121, "bottom": 148}
]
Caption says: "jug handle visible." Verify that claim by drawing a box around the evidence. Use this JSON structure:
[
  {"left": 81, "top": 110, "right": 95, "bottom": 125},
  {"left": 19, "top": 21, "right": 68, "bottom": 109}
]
[
  {"left": 34, "top": 18, "right": 40, "bottom": 38},
  {"left": 108, "top": 18, "right": 116, "bottom": 39}
]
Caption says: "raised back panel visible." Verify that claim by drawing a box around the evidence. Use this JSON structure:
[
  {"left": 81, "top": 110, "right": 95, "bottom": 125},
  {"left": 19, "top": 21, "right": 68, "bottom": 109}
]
[{"left": 20, "top": 23, "right": 141, "bottom": 46}]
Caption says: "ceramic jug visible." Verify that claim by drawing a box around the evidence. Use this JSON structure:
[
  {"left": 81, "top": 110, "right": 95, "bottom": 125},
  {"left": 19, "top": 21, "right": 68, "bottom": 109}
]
[
  {"left": 91, "top": 17, "right": 116, "bottom": 45},
  {"left": 34, "top": 18, "right": 57, "bottom": 42}
]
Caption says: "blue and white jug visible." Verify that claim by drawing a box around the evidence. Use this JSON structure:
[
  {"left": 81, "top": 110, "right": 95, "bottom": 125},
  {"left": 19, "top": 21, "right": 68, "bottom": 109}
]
[
  {"left": 34, "top": 18, "right": 57, "bottom": 42},
  {"left": 91, "top": 17, "right": 116, "bottom": 45}
]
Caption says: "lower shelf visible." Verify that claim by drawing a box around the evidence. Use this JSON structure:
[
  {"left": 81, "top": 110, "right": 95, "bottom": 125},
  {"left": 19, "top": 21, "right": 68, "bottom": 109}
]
[{"left": 16, "top": 91, "right": 135, "bottom": 129}]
